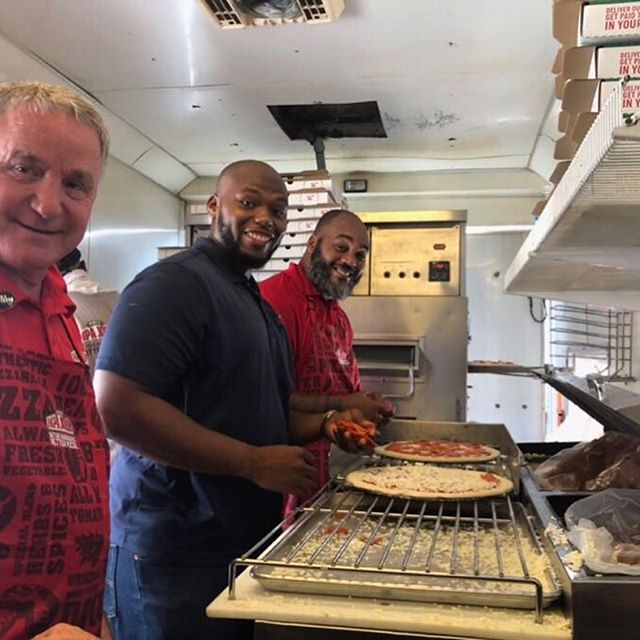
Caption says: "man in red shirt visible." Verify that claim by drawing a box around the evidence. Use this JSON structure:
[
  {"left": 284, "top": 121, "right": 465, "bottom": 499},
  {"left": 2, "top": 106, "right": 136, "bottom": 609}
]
[
  {"left": 260, "top": 209, "right": 392, "bottom": 510},
  {"left": 0, "top": 81, "right": 110, "bottom": 640}
]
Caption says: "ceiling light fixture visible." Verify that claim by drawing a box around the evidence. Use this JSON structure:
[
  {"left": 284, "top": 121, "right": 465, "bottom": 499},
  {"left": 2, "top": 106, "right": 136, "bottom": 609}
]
[{"left": 202, "top": 0, "right": 344, "bottom": 29}]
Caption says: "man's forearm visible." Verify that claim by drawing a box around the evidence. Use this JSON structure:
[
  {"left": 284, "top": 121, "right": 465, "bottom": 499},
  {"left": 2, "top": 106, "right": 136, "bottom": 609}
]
[
  {"left": 95, "top": 371, "right": 256, "bottom": 478},
  {"left": 95, "top": 371, "right": 322, "bottom": 497},
  {"left": 289, "top": 409, "right": 328, "bottom": 444},
  {"left": 290, "top": 392, "right": 344, "bottom": 413}
]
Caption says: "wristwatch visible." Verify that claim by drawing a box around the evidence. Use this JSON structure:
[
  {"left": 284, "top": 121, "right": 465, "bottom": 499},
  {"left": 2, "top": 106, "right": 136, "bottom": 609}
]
[{"left": 320, "top": 409, "right": 338, "bottom": 434}]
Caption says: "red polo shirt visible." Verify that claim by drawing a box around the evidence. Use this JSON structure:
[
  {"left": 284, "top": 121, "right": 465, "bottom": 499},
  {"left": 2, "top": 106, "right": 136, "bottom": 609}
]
[
  {"left": 260, "top": 263, "right": 360, "bottom": 397},
  {"left": 0, "top": 266, "right": 109, "bottom": 638},
  {"left": 261, "top": 263, "right": 361, "bottom": 504},
  {"left": 0, "top": 267, "right": 84, "bottom": 361}
]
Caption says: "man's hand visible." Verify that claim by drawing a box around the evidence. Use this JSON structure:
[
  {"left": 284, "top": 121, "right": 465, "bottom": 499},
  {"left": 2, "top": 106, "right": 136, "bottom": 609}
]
[
  {"left": 342, "top": 392, "right": 394, "bottom": 424},
  {"left": 31, "top": 623, "right": 100, "bottom": 639},
  {"left": 322, "top": 409, "right": 378, "bottom": 454},
  {"left": 246, "top": 444, "right": 317, "bottom": 496}
]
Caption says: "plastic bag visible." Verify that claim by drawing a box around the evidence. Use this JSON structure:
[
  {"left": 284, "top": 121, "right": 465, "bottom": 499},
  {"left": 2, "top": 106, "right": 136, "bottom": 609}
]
[
  {"left": 534, "top": 432, "right": 640, "bottom": 491},
  {"left": 564, "top": 489, "right": 640, "bottom": 575}
]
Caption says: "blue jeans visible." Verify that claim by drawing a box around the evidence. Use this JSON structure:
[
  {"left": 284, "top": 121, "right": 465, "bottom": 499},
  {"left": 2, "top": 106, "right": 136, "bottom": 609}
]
[{"left": 104, "top": 544, "right": 254, "bottom": 640}]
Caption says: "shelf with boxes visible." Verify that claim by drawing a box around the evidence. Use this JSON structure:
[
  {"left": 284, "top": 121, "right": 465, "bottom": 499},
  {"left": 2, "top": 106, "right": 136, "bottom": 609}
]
[
  {"left": 553, "top": 0, "right": 640, "bottom": 166},
  {"left": 527, "top": 1, "right": 640, "bottom": 214},
  {"left": 505, "top": 81, "right": 640, "bottom": 311}
]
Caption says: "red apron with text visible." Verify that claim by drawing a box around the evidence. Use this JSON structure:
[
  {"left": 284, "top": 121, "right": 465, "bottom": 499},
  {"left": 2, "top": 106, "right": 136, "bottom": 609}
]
[
  {"left": 285, "top": 309, "right": 361, "bottom": 517},
  {"left": 0, "top": 347, "right": 109, "bottom": 638}
]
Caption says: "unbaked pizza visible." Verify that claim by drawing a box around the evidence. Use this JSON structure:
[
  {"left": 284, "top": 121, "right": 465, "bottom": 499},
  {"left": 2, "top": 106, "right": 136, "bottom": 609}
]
[
  {"left": 346, "top": 464, "right": 513, "bottom": 500},
  {"left": 375, "top": 439, "right": 500, "bottom": 463}
]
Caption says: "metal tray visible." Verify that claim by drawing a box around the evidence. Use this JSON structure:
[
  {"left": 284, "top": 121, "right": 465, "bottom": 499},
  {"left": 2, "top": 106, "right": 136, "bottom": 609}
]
[{"left": 250, "top": 491, "right": 561, "bottom": 615}]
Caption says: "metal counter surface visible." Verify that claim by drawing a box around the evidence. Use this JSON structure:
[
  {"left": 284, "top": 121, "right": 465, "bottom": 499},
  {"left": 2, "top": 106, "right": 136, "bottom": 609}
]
[{"left": 206, "top": 571, "right": 571, "bottom": 640}]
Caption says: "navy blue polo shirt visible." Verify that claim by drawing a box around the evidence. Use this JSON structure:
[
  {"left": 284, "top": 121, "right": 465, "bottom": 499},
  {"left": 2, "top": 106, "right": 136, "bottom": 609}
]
[{"left": 97, "top": 237, "right": 294, "bottom": 562}]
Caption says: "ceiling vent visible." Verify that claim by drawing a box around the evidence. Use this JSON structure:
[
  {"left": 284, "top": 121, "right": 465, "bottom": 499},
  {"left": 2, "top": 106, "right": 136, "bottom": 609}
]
[{"left": 203, "top": 0, "right": 345, "bottom": 29}]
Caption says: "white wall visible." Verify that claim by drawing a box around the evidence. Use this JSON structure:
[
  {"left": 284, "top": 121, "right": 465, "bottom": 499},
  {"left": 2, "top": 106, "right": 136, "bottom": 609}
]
[
  {"left": 466, "top": 232, "right": 545, "bottom": 442},
  {"left": 336, "top": 169, "right": 547, "bottom": 226},
  {"left": 80, "top": 157, "right": 184, "bottom": 291}
]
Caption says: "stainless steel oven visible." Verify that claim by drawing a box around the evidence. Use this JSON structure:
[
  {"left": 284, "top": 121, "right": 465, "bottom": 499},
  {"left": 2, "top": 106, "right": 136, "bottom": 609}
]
[{"left": 343, "top": 210, "right": 468, "bottom": 422}]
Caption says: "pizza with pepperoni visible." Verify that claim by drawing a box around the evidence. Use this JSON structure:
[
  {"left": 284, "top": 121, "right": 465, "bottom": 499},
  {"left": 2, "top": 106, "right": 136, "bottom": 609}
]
[
  {"left": 346, "top": 464, "right": 513, "bottom": 500},
  {"left": 375, "top": 439, "right": 500, "bottom": 463}
]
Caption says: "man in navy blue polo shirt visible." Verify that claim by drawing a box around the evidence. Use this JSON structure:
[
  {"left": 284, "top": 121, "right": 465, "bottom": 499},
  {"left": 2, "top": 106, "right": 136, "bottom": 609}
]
[{"left": 93, "top": 160, "right": 375, "bottom": 640}]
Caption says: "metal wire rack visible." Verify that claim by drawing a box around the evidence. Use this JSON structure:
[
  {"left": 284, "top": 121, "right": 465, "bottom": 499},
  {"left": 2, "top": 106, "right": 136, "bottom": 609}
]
[
  {"left": 229, "top": 485, "right": 560, "bottom": 623},
  {"left": 548, "top": 301, "right": 633, "bottom": 381}
]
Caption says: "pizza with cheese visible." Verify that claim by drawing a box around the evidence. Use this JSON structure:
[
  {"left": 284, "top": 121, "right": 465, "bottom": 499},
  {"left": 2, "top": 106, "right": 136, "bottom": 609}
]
[
  {"left": 346, "top": 464, "right": 513, "bottom": 500},
  {"left": 375, "top": 439, "right": 500, "bottom": 463}
]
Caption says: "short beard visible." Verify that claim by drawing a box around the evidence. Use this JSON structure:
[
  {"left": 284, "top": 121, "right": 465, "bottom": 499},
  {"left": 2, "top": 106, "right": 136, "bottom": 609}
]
[
  {"left": 307, "top": 243, "right": 361, "bottom": 300},
  {"left": 215, "top": 215, "right": 278, "bottom": 270}
]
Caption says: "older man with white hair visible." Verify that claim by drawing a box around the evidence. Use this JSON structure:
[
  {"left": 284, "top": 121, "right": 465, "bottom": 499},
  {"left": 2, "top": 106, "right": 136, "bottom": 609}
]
[{"left": 0, "top": 81, "right": 110, "bottom": 640}]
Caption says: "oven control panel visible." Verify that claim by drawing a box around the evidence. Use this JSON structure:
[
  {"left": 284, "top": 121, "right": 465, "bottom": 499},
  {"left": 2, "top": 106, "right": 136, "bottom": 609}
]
[
  {"left": 429, "top": 260, "right": 450, "bottom": 282},
  {"left": 361, "top": 225, "right": 462, "bottom": 296}
]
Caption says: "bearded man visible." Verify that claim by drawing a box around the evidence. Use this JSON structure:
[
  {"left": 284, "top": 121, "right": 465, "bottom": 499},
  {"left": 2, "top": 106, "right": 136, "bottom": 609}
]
[{"left": 260, "top": 209, "right": 393, "bottom": 513}]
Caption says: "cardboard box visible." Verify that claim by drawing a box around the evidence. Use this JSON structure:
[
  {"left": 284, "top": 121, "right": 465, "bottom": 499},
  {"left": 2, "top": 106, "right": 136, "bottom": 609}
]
[
  {"left": 571, "top": 111, "right": 599, "bottom": 142},
  {"left": 262, "top": 258, "right": 294, "bottom": 272},
  {"left": 558, "top": 107, "right": 595, "bottom": 137},
  {"left": 563, "top": 44, "right": 640, "bottom": 80},
  {"left": 554, "top": 111, "right": 596, "bottom": 160},
  {"left": 558, "top": 109, "right": 571, "bottom": 132},
  {"left": 553, "top": 46, "right": 566, "bottom": 74},
  {"left": 555, "top": 78, "right": 638, "bottom": 160},
  {"left": 600, "top": 77, "right": 640, "bottom": 114},
  {"left": 531, "top": 200, "right": 548, "bottom": 220},
  {"left": 286, "top": 205, "right": 334, "bottom": 221},
  {"left": 563, "top": 78, "right": 640, "bottom": 118},
  {"left": 552, "top": 6, "right": 640, "bottom": 101},
  {"left": 280, "top": 231, "right": 312, "bottom": 246},
  {"left": 288, "top": 189, "right": 339, "bottom": 207},
  {"left": 549, "top": 161, "right": 571, "bottom": 185},
  {"left": 554, "top": 0, "right": 582, "bottom": 46},
  {"left": 582, "top": 2, "right": 640, "bottom": 45},
  {"left": 554, "top": 133, "right": 579, "bottom": 160},
  {"left": 271, "top": 244, "right": 306, "bottom": 260},
  {"left": 253, "top": 271, "right": 277, "bottom": 283},
  {"left": 556, "top": 73, "right": 568, "bottom": 100},
  {"left": 553, "top": 1, "right": 640, "bottom": 47},
  {"left": 282, "top": 170, "right": 338, "bottom": 193},
  {"left": 563, "top": 78, "right": 602, "bottom": 113},
  {"left": 286, "top": 219, "right": 320, "bottom": 234},
  {"left": 287, "top": 178, "right": 336, "bottom": 192}
]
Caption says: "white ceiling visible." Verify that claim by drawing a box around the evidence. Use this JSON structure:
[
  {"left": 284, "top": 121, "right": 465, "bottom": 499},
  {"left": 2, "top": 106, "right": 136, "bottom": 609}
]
[{"left": 0, "top": 0, "right": 559, "bottom": 191}]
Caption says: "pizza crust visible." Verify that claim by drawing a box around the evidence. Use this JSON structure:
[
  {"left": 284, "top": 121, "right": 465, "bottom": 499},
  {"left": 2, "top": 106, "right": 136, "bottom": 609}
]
[
  {"left": 346, "top": 464, "right": 514, "bottom": 500},
  {"left": 375, "top": 440, "right": 501, "bottom": 464}
]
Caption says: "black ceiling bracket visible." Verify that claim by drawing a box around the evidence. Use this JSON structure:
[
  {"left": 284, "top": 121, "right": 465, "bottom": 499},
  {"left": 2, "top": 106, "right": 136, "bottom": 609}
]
[
  {"left": 267, "top": 101, "right": 387, "bottom": 171},
  {"left": 313, "top": 137, "right": 326, "bottom": 171}
]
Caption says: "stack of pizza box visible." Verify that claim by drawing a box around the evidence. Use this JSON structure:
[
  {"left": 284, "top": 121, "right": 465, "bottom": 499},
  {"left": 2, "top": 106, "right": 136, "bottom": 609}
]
[
  {"left": 536, "top": 0, "right": 640, "bottom": 217},
  {"left": 555, "top": 0, "right": 640, "bottom": 161},
  {"left": 253, "top": 170, "right": 347, "bottom": 282}
]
